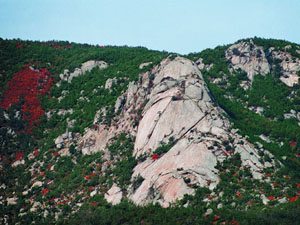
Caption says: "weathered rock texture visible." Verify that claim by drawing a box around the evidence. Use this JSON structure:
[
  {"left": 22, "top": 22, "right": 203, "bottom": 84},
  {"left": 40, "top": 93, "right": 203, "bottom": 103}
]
[
  {"left": 271, "top": 49, "right": 300, "bottom": 87},
  {"left": 226, "top": 41, "right": 270, "bottom": 81},
  {"left": 225, "top": 40, "right": 300, "bottom": 87},
  {"left": 78, "top": 56, "right": 275, "bottom": 206},
  {"left": 104, "top": 184, "right": 122, "bottom": 205},
  {"left": 59, "top": 60, "right": 108, "bottom": 83}
]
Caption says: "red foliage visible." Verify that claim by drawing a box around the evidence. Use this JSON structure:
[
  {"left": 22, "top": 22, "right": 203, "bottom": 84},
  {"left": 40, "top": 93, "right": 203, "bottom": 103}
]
[
  {"left": 236, "top": 191, "right": 242, "bottom": 198},
  {"left": 267, "top": 196, "right": 275, "bottom": 200},
  {"left": 15, "top": 152, "right": 24, "bottom": 161},
  {"left": 151, "top": 154, "right": 159, "bottom": 160},
  {"left": 289, "top": 196, "right": 298, "bottom": 202},
  {"left": 90, "top": 202, "right": 98, "bottom": 206},
  {"left": 42, "top": 188, "right": 49, "bottom": 196},
  {"left": 290, "top": 141, "right": 297, "bottom": 147},
  {"left": 53, "top": 44, "right": 63, "bottom": 50},
  {"left": 56, "top": 199, "right": 70, "bottom": 205},
  {"left": 50, "top": 197, "right": 57, "bottom": 202},
  {"left": 53, "top": 151, "right": 58, "bottom": 157},
  {"left": 0, "top": 67, "right": 53, "bottom": 132}
]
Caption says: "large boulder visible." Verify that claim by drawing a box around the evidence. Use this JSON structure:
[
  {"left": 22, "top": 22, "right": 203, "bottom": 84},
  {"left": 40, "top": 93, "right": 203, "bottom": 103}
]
[{"left": 104, "top": 184, "right": 122, "bottom": 205}]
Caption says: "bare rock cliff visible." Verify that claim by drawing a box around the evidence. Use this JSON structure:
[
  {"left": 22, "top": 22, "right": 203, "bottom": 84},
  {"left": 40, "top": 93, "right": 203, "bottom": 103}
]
[{"left": 78, "top": 56, "right": 275, "bottom": 206}]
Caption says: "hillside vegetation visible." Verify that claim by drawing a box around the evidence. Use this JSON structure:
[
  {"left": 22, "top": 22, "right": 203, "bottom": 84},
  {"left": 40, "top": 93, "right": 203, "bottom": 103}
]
[{"left": 0, "top": 38, "right": 300, "bottom": 224}]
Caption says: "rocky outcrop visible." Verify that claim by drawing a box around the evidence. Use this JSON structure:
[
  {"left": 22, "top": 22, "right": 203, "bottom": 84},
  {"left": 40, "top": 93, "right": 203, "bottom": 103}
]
[
  {"left": 105, "top": 78, "right": 117, "bottom": 90},
  {"left": 104, "top": 184, "right": 122, "bottom": 205},
  {"left": 196, "top": 58, "right": 213, "bottom": 71},
  {"left": 54, "top": 131, "right": 74, "bottom": 149},
  {"left": 7, "top": 197, "right": 18, "bottom": 205},
  {"left": 130, "top": 139, "right": 218, "bottom": 206},
  {"left": 139, "top": 62, "right": 152, "bottom": 69},
  {"left": 78, "top": 56, "right": 276, "bottom": 206},
  {"left": 270, "top": 48, "right": 300, "bottom": 87},
  {"left": 127, "top": 57, "right": 272, "bottom": 206},
  {"left": 59, "top": 60, "right": 108, "bottom": 83},
  {"left": 226, "top": 41, "right": 270, "bottom": 81},
  {"left": 12, "top": 159, "right": 25, "bottom": 167},
  {"left": 225, "top": 41, "right": 300, "bottom": 87}
]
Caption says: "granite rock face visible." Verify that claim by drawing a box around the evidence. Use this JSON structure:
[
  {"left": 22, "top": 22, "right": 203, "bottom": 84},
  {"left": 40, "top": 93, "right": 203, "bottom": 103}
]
[
  {"left": 226, "top": 41, "right": 270, "bottom": 81},
  {"left": 78, "top": 56, "right": 275, "bottom": 206},
  {"left": 225, "top": 40, "right": 300, "bottom": 87},
  {"left": 271, "top": 49, "right": 300, "bottom": 87},
  {"left": 104, "top": 184, "right": 122, "bottom": 205}
]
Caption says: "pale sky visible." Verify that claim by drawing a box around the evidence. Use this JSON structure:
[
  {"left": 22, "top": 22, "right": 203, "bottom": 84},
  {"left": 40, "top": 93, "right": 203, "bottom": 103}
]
[{"left": 0, "top": 0, "right": 299, "bottom": 54}]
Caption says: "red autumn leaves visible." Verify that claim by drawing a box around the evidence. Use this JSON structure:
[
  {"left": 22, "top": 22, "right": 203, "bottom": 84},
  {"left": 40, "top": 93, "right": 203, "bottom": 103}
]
[
  {"left": 42, "top": 188, "right": 49, "bottom": 196},
  {"left": 236, "top": 191, "right": 242, "bottom": 198},
  {"left": 289, "top": 196, "right": 298, "bottom": 202},
  {"left": 84, "top": 172, "right": 96, "bottom": 180},
  {"left": 0, "top": 67, "right": 53, "bottom": 132},
  {"left": 151, "top": 154, "right": 159, "bottom": 160},
  {"left": 15, "top": 153, "right": 24, "bottom": 161}
]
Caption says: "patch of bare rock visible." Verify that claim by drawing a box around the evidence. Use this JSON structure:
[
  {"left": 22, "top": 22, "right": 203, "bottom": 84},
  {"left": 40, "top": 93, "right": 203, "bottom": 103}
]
[
  {"left": 225, "top": 40, "right": 300, "bottom": 87},
  {"left": 59, "top": 60, "right": 108, "bottom": 83}
]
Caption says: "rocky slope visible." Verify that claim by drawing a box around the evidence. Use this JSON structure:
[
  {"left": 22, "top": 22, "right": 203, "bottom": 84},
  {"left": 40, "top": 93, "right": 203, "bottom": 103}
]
[
  {"left": 225, "top": 40, "right": 300, "bottom": 88},
  {"left": 1, "top": 38, "right": 300, "bottom": 225},
  {"left": 74, "top": 56, "right": 276, "bottom": 206}
]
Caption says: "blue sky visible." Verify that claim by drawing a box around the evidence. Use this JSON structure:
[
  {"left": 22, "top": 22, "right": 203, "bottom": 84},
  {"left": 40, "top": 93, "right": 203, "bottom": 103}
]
[{"left": 0, "top": 0, "right": 299, "bottom": 54}]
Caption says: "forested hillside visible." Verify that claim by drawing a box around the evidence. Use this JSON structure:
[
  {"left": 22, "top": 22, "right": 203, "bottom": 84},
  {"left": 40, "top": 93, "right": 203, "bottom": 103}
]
[{"left": 1, "top": 38, "right": 300, "bottom": 225}]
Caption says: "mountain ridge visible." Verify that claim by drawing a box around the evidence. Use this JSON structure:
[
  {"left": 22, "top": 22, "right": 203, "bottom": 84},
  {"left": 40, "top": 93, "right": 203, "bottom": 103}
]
[{"left": 0, "top": 37, "right": 300, "bottom": 224}]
